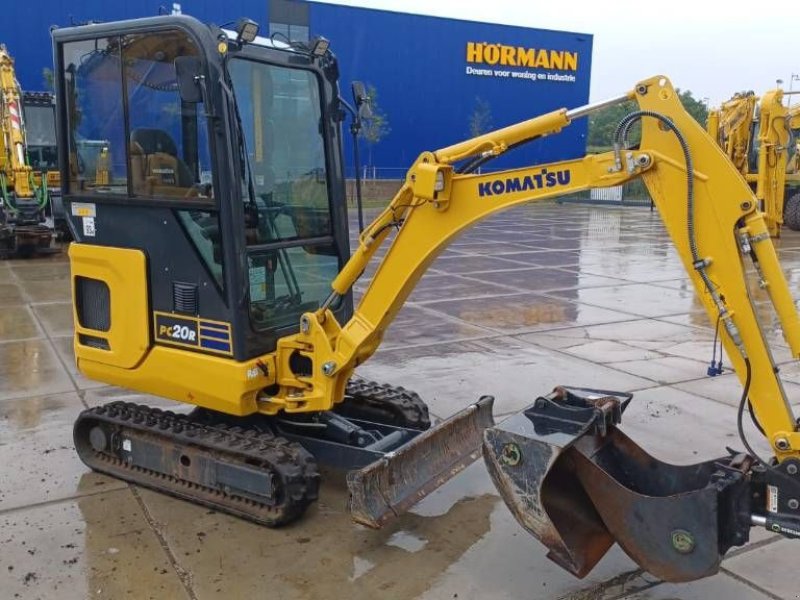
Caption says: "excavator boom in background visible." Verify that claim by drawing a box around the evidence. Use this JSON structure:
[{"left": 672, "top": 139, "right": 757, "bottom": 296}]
[
  {"left": 707, "top": 89, "right": 800, "bottom": 236},
  {"left": 51, "top": 15, "right": 800, "bottom": 585},
  {"left": 0, "top": 44, "right": 56, "bottom": 255}
]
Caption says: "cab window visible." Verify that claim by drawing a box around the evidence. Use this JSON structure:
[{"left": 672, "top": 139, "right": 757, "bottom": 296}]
[
  {"left": 228, "top": 58, "right": 339, "bottom": 331},
  {"left": 61, "top": 30, "right": 214, "bottom": 201},
  {"left": 62, "top": 37, "right": 128, "bottom": 194}
]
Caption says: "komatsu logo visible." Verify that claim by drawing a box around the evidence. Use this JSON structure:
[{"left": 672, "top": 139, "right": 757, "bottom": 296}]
[
  {"left": 466, "top": 42, "right": 578, "bottom": 71},
  {"left": 478, "top": 169, "right": 572, "bottom": 197}
]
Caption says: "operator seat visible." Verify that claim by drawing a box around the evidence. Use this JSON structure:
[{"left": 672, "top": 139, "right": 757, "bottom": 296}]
[{"left": 130, "top": 128, "right": 195, "bottom": 196}]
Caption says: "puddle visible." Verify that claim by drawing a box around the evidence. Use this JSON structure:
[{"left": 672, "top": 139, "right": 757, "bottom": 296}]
[{"left": 385, "top": 530, "right": 428, "bottom": 553}]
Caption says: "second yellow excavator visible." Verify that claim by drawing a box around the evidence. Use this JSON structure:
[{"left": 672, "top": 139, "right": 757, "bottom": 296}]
[
  {"left": 707, "top": 89, "right": 800, "bottom": 236},
  {"left": 0, "top": 44, "right": 56, "bottom": 255},
  {"left": 51, "top": 14, "right": 800, "bottom": 586}
]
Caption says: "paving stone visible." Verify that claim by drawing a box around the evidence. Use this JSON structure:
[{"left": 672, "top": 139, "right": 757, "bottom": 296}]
[
  {"left": 0, "top": 338, "right": 74, "bottom": 399},
  {"left": 0, "top": 489, "right": 188, "bottom": 600},
  {"left": 614, "top": 573, "right": 773, "bottom": 600},
  {"left": 4, "top": 204, "right": 800, "bottom": 599},
  {"left": 0, "top": 392, "right": 126, "bottom": 511},
  {"left": 722, "top": 538, "right": 799, "bottom": 599}
]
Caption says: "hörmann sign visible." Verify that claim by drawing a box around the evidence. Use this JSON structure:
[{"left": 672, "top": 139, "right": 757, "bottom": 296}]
[
  {"left": 465, "top": 42, "right": 579, "bottom": 83},
  {"left": 467, "top": 42, "right": 578, "bottom": 70}
]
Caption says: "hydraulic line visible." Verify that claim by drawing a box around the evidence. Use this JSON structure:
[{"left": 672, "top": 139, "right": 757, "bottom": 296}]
[
  {"left": 615, "top": 114, "right": 795, "bottom": 480},
  {"left": 615, "top": 110, "right": 745, "bottom": 356}
]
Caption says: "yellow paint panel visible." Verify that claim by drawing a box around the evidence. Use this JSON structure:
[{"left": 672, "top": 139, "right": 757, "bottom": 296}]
[
  {"left": 69, "top": 243, "right": 149, "bottom": 369},
  {"left": 78, "top": 345, "right": 268, "bottom": 416}
]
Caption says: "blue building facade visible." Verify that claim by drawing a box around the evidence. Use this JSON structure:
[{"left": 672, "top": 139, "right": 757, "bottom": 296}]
[{"left": 2, "top": 1, "right": 592, "bottom": 175}]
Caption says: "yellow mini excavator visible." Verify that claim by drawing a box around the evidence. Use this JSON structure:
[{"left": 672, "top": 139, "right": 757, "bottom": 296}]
[
  {"left": 0, "top": 44, "right": 55, "bottom": 255},
  {"left": 53, "top": 15, "right": 800, "bottom": 584},
  {"left": 707, "top": 89, "right": 800, "bottom": 236}
]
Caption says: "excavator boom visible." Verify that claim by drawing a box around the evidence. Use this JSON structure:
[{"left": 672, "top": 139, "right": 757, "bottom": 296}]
[
  {"left": 709, "top": 88, "right": 800, "bottom": 235},
  {"left": 0, "top": 44, "right": 54, "bottom": 255},
  {"left": 286, "top": 76, "right": 800, "bottom": 581}
]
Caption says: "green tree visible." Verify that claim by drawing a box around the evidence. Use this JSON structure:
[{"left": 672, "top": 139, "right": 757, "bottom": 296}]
[
  {"left": 587, "top": 88, "right": 708, "bottom": 150},
  {"left": 359, "top": 84, "right": 390, "bottom": 172},
  {"left": 43, "top": 68, "right": 54, "bottom": 91},
  {"left": 587, "top": 99, "right": 637, "bottom": 150},
  {"left": 678, "top": 89, "right": 709, "bottom": 125},
  {"left": 468, "top": 96, "right": 493, "bottom": 137}
]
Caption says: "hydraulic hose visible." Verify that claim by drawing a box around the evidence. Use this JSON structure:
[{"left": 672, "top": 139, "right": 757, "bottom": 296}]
[
  {"left": 614, "top": 111, "right": 713, "bottom": 295},
  {"left": 616, "top": 110, "right": 747, "bottom": 359}
]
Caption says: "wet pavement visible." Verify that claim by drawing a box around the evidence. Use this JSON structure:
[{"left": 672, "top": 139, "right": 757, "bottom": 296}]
[{"left": 1, "top": 202, "right": 798, "bottom": 599}]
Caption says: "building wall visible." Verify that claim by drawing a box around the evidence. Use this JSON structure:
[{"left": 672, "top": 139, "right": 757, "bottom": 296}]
[
  {"left": 308, "top": 2, "right": 592, "bottom": 175},
  {"left": 2, "top": 1, "right": 592, "bottom": 176}
]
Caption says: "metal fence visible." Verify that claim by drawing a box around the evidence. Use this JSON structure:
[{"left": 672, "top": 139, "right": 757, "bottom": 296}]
[{"left": 589, "top": 186, "right": 623, "bottom": 202}]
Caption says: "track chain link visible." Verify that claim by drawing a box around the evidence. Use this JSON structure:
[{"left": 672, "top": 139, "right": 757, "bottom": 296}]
[
  {"left": 75, "top": 401, "right": 319, "bottom": 527},
  {"left": 340, "top": 378, "right": 431, "bottom": 430}
]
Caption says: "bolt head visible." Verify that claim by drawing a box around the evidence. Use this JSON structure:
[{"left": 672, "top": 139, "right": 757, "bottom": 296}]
[
  {"left": 788, "top": 464, "right": 799, "bottom": 476},
  {"left": 789, "top": 499, "right": 799, "bottom": 510},
  {"left": 322, "top": 361, "right": 337, "bottom": 376},
  {"left": 500, "top": 443, "right": 522, "bottom": 467},
  {"left": 776, "top": 438, "right": 791, "bottom": 451},
  {"left": 741, "top": 201, "right": 752, "bottom": 210},
  {"left": 671, "top": 529, "right": 695, "bottom": 554}
]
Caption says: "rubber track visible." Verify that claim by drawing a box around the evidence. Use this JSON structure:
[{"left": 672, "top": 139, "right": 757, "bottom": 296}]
[
  {"left": 74, "top": 401, "right": 319, "bottom": 527},
  {"left": 341, "top": 378, "right": 431, "bottom": 430}
]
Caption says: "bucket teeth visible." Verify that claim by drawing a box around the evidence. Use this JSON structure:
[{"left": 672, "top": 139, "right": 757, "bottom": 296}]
[{"left": 348, "top": 395, "right": 495, "bottom": 528}]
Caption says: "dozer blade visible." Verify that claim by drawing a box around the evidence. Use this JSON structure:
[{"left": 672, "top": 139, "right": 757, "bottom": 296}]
[
  {"left": 484, "top": 387, "right": 753, "bottom": 583},
  {"left": 348, "top": 395, "right": 495, "bottom": 528}
]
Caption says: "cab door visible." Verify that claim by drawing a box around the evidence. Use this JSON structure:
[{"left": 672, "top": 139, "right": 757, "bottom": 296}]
[{"left": 227, "top": 54, "right": 351, "bottom": 358}]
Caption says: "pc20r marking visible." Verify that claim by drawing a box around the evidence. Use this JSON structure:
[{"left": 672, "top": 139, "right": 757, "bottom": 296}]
[{"left": 153, "top": 312, "right": 233, "bottom": 356}]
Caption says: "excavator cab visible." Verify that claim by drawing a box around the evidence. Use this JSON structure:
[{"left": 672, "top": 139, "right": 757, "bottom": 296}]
[
  {"left": 54, "top": 16, "right": 353, "bottom": 363},
  {"left": 53, "top": 15, "right": 492, "bottom": 529}
]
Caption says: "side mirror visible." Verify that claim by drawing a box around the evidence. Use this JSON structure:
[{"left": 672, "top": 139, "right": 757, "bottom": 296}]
[
  {"left": 175, "top": 56, "right": 203, "bottom": 104},
  {"left": 351, "top": 81, "right": 373, "bottom": 121}
]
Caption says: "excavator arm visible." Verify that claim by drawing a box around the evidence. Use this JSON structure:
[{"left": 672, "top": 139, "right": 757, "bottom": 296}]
[
  {"left": 0, "top": 45, "right": 30, "bottom": 194},
  {"left": 270, "top": 75, "right": 800, "bottom": 450},
  {"left": 707, "top": 91, "right": 757, "bottom": 174},
  {"left": 0, "top": 44, "right": 52, "bottom": 254},
  {"left": 710, "top": 88, "right": 800, "bottom": 236},
  {"left": 266, "top": 75, "right": 800, "bottom": 581}
]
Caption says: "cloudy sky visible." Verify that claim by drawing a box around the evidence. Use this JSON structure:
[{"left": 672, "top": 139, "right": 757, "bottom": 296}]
[{"left": 324, "top": 0, "right": 799, "bottom": 106}]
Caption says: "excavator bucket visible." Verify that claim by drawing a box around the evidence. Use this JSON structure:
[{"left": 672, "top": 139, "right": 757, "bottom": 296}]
[
  {"left": 483, "top": 387, "right": 752, "bottom": 583},
  {"left": 348, "top": 395, "right": 495, "bottom": 528}
]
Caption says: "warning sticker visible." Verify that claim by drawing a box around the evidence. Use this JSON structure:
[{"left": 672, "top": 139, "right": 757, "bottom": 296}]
[
  {"left": 249, "top": 266, "right": 267, "bottom": 302},
  {"left": 71, "top": 202, "right": 96, "bottom": 217},
  {"left": 768, "top": 484, "right": 779, "bottom": 513},
  {"left": 83, "top": 217, "right": 96, "bottom": 237}
]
